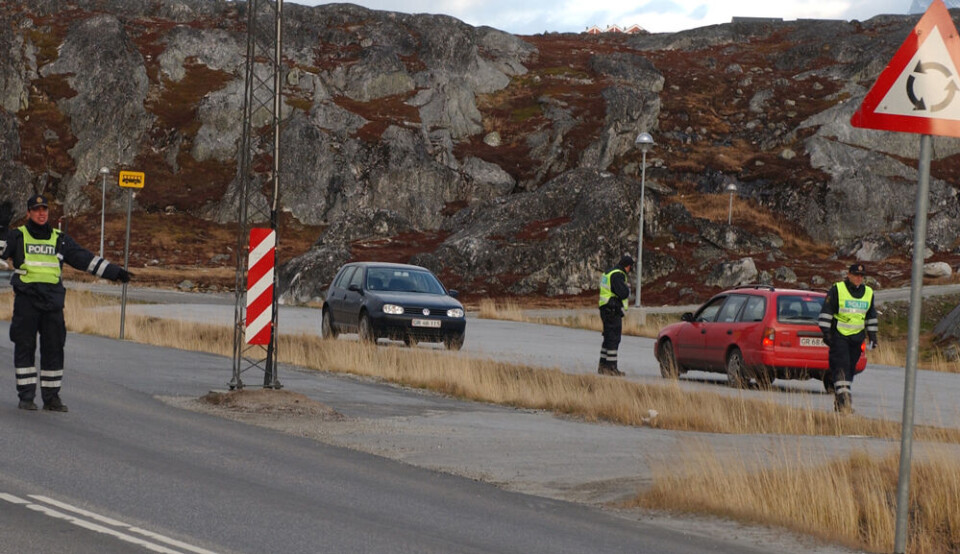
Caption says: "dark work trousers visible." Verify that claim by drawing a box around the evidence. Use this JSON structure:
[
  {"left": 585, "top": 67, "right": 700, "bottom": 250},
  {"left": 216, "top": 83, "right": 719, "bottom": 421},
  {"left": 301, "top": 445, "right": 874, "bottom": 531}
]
[
  {"left": 828, "top": 331, "right": 862, "bottom": 398},
  {"left": 599, "top": 305, "right": 623, "bottom": 370},
  {"left": 10, "top": 294, "right": 66, "bottom": 403}
]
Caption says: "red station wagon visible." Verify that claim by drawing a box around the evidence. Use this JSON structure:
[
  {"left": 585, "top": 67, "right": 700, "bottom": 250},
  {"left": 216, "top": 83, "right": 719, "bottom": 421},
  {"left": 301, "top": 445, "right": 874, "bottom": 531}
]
[{"left": 654, "top": 285, "right": 866, "bottom": 391}]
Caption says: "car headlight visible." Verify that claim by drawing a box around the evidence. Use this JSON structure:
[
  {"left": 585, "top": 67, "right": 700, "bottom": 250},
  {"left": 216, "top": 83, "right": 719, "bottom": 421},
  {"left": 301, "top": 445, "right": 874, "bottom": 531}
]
[
  {"left": 383, "top": 304, "right": 404, "bottom": 315},
  {"left": 447, "top": 308, "right": 464, "bottom": 318}
]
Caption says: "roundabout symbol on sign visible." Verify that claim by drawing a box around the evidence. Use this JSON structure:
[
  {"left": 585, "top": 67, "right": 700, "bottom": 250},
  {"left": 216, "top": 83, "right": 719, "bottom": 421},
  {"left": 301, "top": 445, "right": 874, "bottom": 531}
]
[{"left": 906, "top": 61, "right": 960, "bottom": 112}]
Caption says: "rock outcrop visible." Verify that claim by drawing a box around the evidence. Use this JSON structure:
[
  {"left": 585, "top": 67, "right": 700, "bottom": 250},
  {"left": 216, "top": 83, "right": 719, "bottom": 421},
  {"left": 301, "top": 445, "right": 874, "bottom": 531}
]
[{"left": 0, "top": 2, "right": 958, "bottom": 304}]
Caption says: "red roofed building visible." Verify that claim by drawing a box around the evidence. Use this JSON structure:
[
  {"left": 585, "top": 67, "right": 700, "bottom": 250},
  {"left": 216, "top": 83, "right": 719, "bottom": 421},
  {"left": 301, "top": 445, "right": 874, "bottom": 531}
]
[{"left": 584, "top": 24, "right": 646, "bottom": 34}]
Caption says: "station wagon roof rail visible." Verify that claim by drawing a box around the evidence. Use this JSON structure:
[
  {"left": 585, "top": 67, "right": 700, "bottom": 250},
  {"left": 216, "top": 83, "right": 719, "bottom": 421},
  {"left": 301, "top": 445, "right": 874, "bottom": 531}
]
[{"left": 730, "top": 284, "right": 776, "bottom": 291}]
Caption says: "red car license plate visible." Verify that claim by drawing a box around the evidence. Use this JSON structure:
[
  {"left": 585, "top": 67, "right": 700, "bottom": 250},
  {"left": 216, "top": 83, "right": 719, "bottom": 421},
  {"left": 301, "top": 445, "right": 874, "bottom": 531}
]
[{"left": 800, "top": 337, "right": 825, "bottom": 347}]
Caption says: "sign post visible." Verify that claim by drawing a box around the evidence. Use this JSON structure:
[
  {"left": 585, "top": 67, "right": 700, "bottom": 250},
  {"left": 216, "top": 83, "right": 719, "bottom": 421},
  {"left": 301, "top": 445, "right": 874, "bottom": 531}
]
[
  {"left": 117, "top": 171, "right": 144, "bottom": 340},
  {"left": 850, "top": 1, "right": 960, "bottom": 551}
]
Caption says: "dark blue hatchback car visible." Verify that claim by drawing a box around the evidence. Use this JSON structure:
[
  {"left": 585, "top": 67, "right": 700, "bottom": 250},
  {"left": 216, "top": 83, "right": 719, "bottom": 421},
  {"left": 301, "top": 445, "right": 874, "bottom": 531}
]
[{"left": 321, "top": 262, "right": 466, "bottom": 349}]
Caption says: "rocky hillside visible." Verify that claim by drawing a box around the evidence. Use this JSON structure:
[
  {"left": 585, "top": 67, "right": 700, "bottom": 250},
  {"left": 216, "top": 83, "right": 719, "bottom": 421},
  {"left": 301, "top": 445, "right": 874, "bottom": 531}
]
[{"left": 1, "top": 1, "right": 959, "bottom": 305}]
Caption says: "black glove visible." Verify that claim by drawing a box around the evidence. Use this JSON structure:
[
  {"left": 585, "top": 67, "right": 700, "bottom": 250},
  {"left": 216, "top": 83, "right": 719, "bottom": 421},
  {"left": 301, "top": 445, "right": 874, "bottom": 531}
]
[
  {"left": 116, "top": 268, "right": 133, "bottom": 283},
  {"left": 821, "top": 333, "right": 832, "bottom": 347},
  {"left": 0, "top": 200, "right": 12, "bottom": 232}
]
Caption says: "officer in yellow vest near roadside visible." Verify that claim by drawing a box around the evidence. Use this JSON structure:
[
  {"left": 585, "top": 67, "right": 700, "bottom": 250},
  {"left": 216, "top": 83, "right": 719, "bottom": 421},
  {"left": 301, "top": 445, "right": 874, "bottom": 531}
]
[
  {"left": 818, "top": 263, "right": 878, "bottom": 414},
  {"left": 598, "top": 255, "right": 634, "bottom": 376},
  {"left": 0, "top": 194, "right": 132, "bottom": 412}
]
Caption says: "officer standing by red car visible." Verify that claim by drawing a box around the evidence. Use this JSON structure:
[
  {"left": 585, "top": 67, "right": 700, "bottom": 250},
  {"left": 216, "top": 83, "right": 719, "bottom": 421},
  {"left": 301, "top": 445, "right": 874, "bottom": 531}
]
[
  {"left": 818, "top": 263, "right": 878, "bottom": 414},
  {"left": 0, "top": 194, "right": 132, "bottom": 412},
  {"left": 598, "top": 255, "right": 634, "bottom": 376}
]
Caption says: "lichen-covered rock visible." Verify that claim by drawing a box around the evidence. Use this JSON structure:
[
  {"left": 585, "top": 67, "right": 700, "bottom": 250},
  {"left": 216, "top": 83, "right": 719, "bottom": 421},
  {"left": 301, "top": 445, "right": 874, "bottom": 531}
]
[
  {"left": 3, "top": 3, "right": 960, "bottom": 304},
  {"left": 39, "top": 14, "right": 152, "bottom": 214}
]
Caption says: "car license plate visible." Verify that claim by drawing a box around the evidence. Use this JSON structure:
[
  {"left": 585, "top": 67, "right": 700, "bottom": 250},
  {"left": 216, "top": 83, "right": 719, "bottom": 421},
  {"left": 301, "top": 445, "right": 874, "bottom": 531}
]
[
  {"left": 412, "top": 319, "right": 441, "bottom": 328},
  {"left": 800, "top": 337, "right": 825, "bottom": 347}
]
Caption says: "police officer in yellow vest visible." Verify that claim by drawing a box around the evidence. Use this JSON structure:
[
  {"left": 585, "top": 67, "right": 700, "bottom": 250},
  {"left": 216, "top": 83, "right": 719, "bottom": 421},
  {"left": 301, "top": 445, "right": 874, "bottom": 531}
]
[
  {"left": 818, "top": 263, "right": 878, "bottom": 414},
  {"left": 0, "top": 195, "right": 132, "bottom": 412},
  {"left": 598, "top": 255, "right": 633, "bottom": 376}
]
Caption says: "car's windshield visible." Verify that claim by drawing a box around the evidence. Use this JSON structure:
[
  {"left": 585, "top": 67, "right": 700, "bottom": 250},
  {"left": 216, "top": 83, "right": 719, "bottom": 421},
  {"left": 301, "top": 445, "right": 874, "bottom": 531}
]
[
  {"left": 366, "top": 268, "right": 446, "bottom": 294},
  {"left": 776, "top": 295, "right": 824, "bottom": 324}
]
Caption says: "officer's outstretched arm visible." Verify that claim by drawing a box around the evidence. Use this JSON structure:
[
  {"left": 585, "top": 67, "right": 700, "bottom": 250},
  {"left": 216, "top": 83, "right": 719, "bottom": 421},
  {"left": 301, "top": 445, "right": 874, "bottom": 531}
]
[{"left": 59, "top": 233, "right": 132, "bottom": 282}]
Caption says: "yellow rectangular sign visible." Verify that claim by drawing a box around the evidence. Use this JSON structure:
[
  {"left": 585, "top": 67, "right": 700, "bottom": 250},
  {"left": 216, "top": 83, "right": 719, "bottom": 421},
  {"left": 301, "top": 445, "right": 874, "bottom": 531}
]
[{"left": 118, "top": 170, "right": 145, "bottom": 189}]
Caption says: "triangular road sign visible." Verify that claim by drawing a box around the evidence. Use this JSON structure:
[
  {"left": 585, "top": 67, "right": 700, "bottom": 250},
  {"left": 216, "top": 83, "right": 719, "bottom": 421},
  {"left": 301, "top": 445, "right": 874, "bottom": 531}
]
[{"left": 852, "top": 0, "right": 960, "bottom": 137}]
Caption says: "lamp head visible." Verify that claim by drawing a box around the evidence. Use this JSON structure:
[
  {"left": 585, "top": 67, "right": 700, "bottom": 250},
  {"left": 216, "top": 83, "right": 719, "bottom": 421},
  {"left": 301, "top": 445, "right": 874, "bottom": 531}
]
[
  {"left": 635, "top": 132, "right": 655, "bottom": 152},
  {"left": 99, "top": 167, "right": 110, "bottom": 175},
  {"left": 724, "top": 182, "right": 738, "bottom": 193}
]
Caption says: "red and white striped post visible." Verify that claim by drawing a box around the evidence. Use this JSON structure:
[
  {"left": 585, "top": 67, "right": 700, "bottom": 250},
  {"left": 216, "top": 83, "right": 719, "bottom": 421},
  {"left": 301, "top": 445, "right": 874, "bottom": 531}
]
[{"left": 245, "top": 228, "right": 275, "bottom": 345}]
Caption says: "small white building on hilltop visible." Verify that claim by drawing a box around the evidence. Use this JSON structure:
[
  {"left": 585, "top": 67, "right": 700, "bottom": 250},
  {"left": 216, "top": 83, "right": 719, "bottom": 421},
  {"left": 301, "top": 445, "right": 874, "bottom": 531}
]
[{"left": 585, "top": 24, "right": 646, "bottom": 34}]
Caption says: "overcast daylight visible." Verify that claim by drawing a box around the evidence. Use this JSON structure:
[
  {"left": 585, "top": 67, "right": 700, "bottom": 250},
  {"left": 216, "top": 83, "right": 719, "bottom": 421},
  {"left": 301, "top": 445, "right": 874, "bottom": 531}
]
[{"left": 288, "top": 0, "right": 955, "bottom": 35}]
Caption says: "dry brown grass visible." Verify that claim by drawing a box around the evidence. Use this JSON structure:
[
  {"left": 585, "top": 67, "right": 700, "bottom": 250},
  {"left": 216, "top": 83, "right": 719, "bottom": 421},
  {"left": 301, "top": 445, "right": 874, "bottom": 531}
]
[
  {"left": 478, "top": 297, "right": 676, "bottom": 338},
  {"left": 869, "top": 342, "right": 960, "bottom": 374},
  {"left": 634, "top": 445, "right": 960, "bottom": 554},
  {"left": 678, "top": 195, "right": 833, "bottom": 257},
  {"left": 3, "top": 290, "right": 958, "bottom": 443}
]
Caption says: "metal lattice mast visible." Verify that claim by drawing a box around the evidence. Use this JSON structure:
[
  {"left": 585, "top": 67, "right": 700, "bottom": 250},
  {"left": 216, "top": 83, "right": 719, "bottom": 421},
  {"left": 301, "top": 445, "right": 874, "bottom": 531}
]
[{"left": 230, "top": 0, "right": 283, "bottom": 390}]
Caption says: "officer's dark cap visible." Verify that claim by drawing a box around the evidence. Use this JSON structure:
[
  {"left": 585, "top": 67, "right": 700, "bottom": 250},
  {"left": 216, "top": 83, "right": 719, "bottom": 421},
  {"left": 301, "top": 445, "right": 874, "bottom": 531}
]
[
  {"left": 619, "top": 255, "right": 635, "bottom": 268},
  {"left": 27, "top": 194, "right": 49, "bottom": 210},
  {"left": 848, "top": 263, "right": 866, "bottom": 276}
]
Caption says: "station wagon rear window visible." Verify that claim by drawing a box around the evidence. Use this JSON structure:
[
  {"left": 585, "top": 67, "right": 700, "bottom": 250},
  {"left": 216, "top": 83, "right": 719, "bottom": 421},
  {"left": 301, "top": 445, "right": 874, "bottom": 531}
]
[{"left": 776, "top": 295, "right": 824, "bottom": 324}]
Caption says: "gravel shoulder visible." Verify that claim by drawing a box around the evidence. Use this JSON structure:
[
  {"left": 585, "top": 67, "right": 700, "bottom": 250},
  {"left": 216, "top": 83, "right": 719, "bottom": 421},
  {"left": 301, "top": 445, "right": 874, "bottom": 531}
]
[{"left": 162, "top": 371, "right": 878, "bottom": 554}]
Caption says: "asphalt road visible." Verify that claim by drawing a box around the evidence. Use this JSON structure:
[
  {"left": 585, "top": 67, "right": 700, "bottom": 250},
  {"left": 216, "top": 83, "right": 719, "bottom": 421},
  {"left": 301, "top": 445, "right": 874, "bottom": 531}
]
[
  {"left": 110, "top": 292, "right": 960, "bottom": 428},
  {"left": 3, "top": 280, "right": 958, "bottom": 553},
  {"left": 0, "top": 322, "right": 778, "bottom": 554}
]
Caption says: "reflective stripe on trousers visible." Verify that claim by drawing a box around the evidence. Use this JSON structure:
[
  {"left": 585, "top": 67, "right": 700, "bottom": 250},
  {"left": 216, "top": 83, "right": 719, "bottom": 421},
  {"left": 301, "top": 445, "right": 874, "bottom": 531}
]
[{"left": 15, "top": 366, "right": 37, "bottom": 386}]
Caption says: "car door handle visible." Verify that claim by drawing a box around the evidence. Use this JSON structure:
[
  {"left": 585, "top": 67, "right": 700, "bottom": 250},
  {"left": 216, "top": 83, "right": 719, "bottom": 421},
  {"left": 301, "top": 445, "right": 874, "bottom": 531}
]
[
  {"left": 727, "top": 330, "right": 733, "bottom": 335},
  {"left": 701, "top": 329, "right": 706, "bottom": 334}
]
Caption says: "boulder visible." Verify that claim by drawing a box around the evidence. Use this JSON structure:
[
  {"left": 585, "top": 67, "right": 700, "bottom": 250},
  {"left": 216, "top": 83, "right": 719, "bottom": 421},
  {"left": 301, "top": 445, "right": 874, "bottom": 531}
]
[
  {"left": 158, "top": 26, "right": 242, "bottom": 82},
  {"left": 461, "top": 157, "right": 516, "bottom": 198},
  {"left": 774, "top": 266, "right": 798, "bottom": 283},
  {"left": 705, "top": 258, "right": 758, "bottom": 289},
  {"left": 923, "top": 262, "right": 952, "bottom": 278},
  {"left": 934, "top": 302, "right": 960, "bottom": 345}
]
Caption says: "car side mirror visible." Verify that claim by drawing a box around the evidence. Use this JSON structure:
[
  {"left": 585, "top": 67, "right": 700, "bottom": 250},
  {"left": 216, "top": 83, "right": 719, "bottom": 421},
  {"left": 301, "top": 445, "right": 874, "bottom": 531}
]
[
  {"left": 448, "top": 289, "right": 459, "bottom": 298},
  {"left": 348, "top": 284, "right": 362, "bottom": 293},
  {"left": 681, "top": 312, "right": 694, "bottom": 322}
]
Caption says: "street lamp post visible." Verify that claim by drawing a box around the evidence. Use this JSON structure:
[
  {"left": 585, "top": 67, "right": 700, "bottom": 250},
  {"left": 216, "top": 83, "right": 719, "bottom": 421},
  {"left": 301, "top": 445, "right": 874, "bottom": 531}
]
[
  {"left": 634, "top": 132, "right": 655, "bottom": 323},
  {"left": 725, "top": 181, "right": 738, "bottom": 226},
  {"left": 99, "top": 167, "right": 109, "bottom": 257}
]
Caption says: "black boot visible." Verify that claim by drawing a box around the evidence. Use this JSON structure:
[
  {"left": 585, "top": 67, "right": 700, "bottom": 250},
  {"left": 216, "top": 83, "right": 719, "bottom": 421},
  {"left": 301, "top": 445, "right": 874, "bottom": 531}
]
[
  {"left": 43, "top": 397, "right": 68, "bottom": 413},
  {"left": 598, "top": 362, "right": 618, "bottom": 376},
  {"left": 18, "top": 400, "right": 38, "bottom": 411},
  {"left": 834, "top": 392, "right": 853, "bottom": 414}
]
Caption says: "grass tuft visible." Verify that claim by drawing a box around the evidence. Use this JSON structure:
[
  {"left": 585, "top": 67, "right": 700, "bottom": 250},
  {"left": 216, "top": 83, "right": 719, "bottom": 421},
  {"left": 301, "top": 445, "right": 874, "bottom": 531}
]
[{"left": 633, "top": 445, "right": 960, "bottom": 554}]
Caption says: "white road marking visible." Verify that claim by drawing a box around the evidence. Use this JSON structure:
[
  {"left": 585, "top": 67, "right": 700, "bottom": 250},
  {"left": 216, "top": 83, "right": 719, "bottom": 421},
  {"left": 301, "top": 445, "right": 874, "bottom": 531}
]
[
  {"left": 30, "top": 494, "right": 128, "bottom": 526},
  {"left": 1, "top": 493, "right": 219, "bottom": 554}
]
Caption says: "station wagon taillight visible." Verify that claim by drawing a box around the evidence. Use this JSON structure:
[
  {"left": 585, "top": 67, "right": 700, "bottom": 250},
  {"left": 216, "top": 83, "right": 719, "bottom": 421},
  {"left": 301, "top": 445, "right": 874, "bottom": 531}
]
[{"left": 762, "top": 327, "right": 775, "bottom": 347}]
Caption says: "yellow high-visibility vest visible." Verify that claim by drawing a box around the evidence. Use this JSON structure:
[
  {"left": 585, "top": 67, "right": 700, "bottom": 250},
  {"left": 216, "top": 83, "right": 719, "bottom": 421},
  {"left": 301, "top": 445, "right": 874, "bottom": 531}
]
[
  {"left": 599, "top": 268, "right": 628, "bottom": 310},
  {"left": 19, "top": 226, "right": 61, "bottom": 284},
  {"left": 834, "top": 281, "right": 873, "bottom": 336}
]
